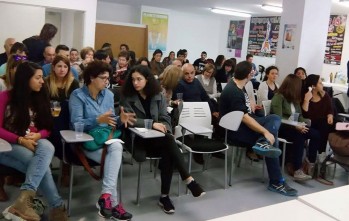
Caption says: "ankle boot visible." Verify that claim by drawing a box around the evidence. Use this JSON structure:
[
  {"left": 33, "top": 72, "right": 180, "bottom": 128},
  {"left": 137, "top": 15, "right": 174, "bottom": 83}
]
[
  {"left": 49, "top": 204, "right": 69, "bottom": 221},
  {"left": 0, "top": 175, "right": 8, "bottom": 201},
  {"left": 8, "top": 190, "right": 40, "bottom": 221}
]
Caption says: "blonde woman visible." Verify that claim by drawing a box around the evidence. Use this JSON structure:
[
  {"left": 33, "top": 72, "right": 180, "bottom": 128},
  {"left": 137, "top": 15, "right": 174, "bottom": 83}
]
[
  {"left": 46, "top": 55, "right": 79, "bottom": 185},
  {"left": 159, "top": 65, "right": 183, "bottom": 106}
]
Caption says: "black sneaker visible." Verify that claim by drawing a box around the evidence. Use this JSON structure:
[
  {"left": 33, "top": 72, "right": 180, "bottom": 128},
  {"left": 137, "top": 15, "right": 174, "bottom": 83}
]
[
  {"left": 268, "top": 182, "right": 298, "bottom": 196},
  {"left": 111, "top": 204, "right": 133, "bottom": 221},
  {"left": 252, "top": 141, "right": 281, "bottom": 158},
  {"left": 187, "top": 180, "right": 206, "bottom": 197},
  {"left": 158, "top": 196, "right": 175, "bottom": 214}
]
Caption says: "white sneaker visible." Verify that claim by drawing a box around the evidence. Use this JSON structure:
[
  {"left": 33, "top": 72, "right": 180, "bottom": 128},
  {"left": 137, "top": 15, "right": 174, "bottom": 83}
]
[{"left": 294, "top": 169, "right": 312, "bottom": 181}]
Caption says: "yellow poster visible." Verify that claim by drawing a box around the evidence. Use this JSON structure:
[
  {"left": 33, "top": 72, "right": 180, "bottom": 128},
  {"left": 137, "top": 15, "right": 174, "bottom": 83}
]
[{"left": 142, "top": 12, "right": 168, "bottom": 51}]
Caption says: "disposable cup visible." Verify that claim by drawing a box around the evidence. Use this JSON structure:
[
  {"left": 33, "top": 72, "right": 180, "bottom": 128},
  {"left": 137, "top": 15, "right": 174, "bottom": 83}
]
[
  {"left": 144, "top": 119, "right": 153, "bottom": 131},
  {"left": 74, "top": 122, "right": 84, "bottom": 139},
  {"left": 176, "top": 93, "right": 183, "bottom": 101}
]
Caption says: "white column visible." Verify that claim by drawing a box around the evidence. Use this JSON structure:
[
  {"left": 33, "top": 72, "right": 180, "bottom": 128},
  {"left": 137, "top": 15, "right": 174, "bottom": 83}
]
[{"left": 275, "top": 0, "right": 332, "bottom": 82}]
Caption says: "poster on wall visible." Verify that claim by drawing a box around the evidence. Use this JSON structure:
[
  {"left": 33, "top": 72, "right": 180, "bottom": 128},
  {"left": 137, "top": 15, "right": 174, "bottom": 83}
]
[
  {"left": 227, "top": 20, "right": 245, "bottom": 50},
  {"left": 247, "top": 16, "right": 280, "bottom": 57},
  {"left": 324, "top": 15, "right": 347, "bottom": 65},
  {"left": 141, "top": 12, "right": 168, "bottom": 51},
  {"left": 282, "top": 24, "right": 296, "bottom": 50}
]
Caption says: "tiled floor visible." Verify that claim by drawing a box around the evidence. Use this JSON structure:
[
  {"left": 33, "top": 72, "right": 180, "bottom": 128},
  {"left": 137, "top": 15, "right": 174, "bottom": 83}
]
[{"left": 0, "top": 152, "right": 347, "bottom": 221}]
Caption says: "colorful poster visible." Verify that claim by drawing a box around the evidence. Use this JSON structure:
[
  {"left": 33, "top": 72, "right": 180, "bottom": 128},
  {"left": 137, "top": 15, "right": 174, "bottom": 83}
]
[
  {"left": 142, "top": 12, "right": 168, "bottom": 51},
  {"left": 247, "top": 16, "right": 281, "bottom": 57},
  {"left": 227, "top": 20, "right": 245, "bottom": 50},
  {"left": 324, "top": 15, "right": 347, "bottom": 65},
  {"left": 282, "top": 24, "right": 296, "bottom": 50}
]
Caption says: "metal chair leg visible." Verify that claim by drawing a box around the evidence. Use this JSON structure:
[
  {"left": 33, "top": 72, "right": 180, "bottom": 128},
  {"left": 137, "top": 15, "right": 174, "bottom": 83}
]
[
  {"left": 282, "top": 143, "right": 286, "bottom": 175},
  {"left": 186, "top": 152, "right": 192, "bottom": 195},
  {"left": 224, "top": 149, "right": 228, "bottom": 189},
  {"left": 149, "top": 159, "right": 153, "bottom": 172},
  {"left": 67, "top": 165, "right": 74, "bottom": 216},
  {"left": 136, "top": 162, "right": 142, "bottom": 205},
  {"left": 262, "top": 156, "right": 266, "bottom": 183},
  {"left": 229, "top": 146, "right": 237, "bottom": 186}
]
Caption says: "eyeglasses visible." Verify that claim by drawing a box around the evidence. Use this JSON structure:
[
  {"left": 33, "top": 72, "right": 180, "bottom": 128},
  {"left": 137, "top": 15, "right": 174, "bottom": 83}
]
[
  {"left": 13, "top": 55, "right": 27, "bottom": 61},
  {"left": 97, "top": 76, "right": 110, "bottom": 82}
]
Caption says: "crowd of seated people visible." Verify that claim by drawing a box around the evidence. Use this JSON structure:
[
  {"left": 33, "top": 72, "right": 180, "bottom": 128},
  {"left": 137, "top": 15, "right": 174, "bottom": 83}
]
[{"left": 0, "top": 21, "right": 342, "bottom": 221}]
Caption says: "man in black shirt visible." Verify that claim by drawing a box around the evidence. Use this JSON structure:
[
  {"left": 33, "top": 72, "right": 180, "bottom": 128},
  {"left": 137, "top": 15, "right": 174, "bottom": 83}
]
[
  {"left": 193, "top": 51, "right": 207, "bottom": 75},
  {"left": 220, "top": 61, "right": 297, "bottom": 196}
]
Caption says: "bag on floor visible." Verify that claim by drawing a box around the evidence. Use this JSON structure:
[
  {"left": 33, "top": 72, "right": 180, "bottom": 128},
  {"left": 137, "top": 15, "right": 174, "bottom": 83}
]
[{"left": 328, "top": 131, "right": 349, "bottom": 156}]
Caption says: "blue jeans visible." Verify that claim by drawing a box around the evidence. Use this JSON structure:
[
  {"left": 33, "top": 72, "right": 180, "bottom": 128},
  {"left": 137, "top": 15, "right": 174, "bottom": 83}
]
[
  {"left": 228, "top": 114, "right": 283, "bottom": 184},
  {"left": 83, "top": 142, "right": 122, "bottom": 207},
  {"left": 0, "top": 139, "right": 63, "bottom": 208}
]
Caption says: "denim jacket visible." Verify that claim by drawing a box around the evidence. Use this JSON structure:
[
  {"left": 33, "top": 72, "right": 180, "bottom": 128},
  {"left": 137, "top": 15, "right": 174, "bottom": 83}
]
[{"left": 69, "top": 85, "right": 121, "bottom": 131}]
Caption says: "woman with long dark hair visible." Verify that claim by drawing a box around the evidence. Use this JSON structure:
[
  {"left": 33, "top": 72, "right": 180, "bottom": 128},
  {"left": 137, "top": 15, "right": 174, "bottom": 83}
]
[
  {"left": 23, "top": 23, "right": 58, "bottom": 62},
  {"left": 121, "top": 65, "right": 205, "bottom": 215},
  {"left": 0, "top": 62, "right": 68, "bottom": 221},
  {"left": 271, "top": 74, "right": 320, "bottom": 180},
  {"left": 257, "top": 65, "right": 279, "bottom": 106}
]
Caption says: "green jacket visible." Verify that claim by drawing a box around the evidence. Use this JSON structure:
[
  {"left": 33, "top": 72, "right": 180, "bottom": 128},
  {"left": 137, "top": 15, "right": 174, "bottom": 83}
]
[{"left": 271, "top": 93, "right": 305, "bottom": 122}]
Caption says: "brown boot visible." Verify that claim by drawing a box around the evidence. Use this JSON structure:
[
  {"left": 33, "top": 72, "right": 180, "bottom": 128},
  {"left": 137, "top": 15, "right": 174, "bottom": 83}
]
[
  {"left": 8, "top": 190, "right": 40, "bottom": 221},
  {"left": 49, "top": 204, "right": 69, "bottom": 221},
  {"left": 0, "top": 175, "right": 9, "bottom": 201}
]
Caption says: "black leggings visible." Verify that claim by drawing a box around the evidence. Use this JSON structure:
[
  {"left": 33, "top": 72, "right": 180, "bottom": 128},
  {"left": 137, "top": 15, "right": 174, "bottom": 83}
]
[{"left": 132, "top": 133, "right": 190, "bottom": 194}]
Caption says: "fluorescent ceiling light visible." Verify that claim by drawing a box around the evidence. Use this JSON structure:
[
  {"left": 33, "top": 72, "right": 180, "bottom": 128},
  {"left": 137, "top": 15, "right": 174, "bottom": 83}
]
[
  {"left": 211, "top": 8, "right": 251, "bottom": 17},
  {"left": 261, "top": 4, "right": 283, "bottom": 13}
]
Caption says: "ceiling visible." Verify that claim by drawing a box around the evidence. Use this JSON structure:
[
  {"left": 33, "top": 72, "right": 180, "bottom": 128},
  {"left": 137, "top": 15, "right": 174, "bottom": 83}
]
[{"left": 98, "top": 0, "right": 349, "bottom": 17}]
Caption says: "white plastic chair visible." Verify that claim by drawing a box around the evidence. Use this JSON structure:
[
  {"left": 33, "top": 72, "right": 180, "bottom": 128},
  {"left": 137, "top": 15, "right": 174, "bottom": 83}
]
[
  {"left": 175, "top": 102, "right": 229, "bottom": 189},
  {"left": 219, "top": 111, "right": 244, "bottom": 186}
]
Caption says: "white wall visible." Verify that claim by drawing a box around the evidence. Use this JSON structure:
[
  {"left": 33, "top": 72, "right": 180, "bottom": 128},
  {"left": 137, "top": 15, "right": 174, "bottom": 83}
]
[
  {"left": 0, "top": 3, "right": 45, "bottom": 53},
  {"left": 0, "top": 0, "right": 97, "bottom": 48},
  {"left": 97, "top": 1, "right": 140, "bottom": 24}
]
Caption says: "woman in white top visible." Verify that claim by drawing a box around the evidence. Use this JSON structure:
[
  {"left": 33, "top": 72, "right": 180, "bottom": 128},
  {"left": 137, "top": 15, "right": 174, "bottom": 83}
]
[
  {"left": 257, "top": 65, "right": 279, "bottom": 106},
  {"left": 196, "top": 63, "right": 220, "bottom": 99}
]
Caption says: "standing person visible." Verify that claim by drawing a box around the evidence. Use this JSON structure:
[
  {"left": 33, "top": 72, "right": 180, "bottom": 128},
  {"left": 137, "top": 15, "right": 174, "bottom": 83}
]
[
  {"left": 0, "top": 38, "right": 16, "bottom": 66},
  {"left": 0, "top": 62, "right": 68, "bottom": 221},
  {"left": 220, "top": 61, "right": 297, "bottom": 196},
  {"left": 271, "top": 74, "right": 321, "bottom": 180},
  {"left": 246, "top": 54, "right": 259, "bottom": 89},
  {"left": 162, "top": 51, "right": 175, "bottom": 68},
  {"left": 23, "top": 23, "right": 58, "bottom": 62},
  {"left": 193, "top": 51, "right": 207, "bottom": 75},
  {"left": 121, "top": 65, "right": 205, "bottom": 214},
  {"left": 69, "top": 60, "right": 135, "bottom": 220},
  {"left": 257, "top": 65, "right": 279, "bottom": 106},
  {"left": 150, "top": 49, "right": 164, "bottom": 78}
]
